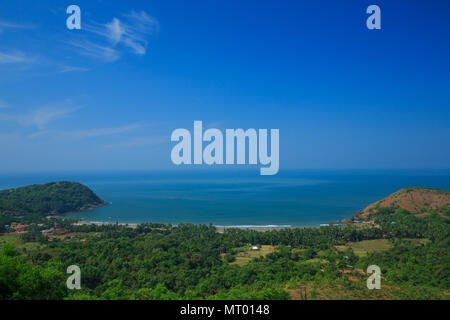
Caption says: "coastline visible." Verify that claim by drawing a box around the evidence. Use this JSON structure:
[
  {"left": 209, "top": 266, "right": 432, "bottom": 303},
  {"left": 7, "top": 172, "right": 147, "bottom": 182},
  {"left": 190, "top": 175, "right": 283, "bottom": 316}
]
[
  {"left": 54, "top": 201, "right": 110, "bottom": 218},
  {"left": 63, "top": 196, "right": 350, "bottom": 231},
  {"left": 70, "top": 219, "right": 345, "bottom": 232}
]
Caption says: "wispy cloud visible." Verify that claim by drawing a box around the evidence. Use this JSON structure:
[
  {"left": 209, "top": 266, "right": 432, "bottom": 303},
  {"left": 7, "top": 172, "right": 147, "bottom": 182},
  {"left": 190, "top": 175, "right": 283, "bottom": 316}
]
[
  {"left": 70, "top": 40, "right": 121, "bottom": 62},
  {"left": 59, "top": 65, "right": 90, "bottom": 73},
  {"left": 62, "top": 123, "right": 141, "bottom": 139},
  {"left": 105, "top": 18, "right": 125, "bottom": 45},
  {"left": 21, "top": 106, "right": 78, "bottom": 130},
  {"left": 0, "top": 51, "right": 34, "bottom": 64},
  {"left": 118, "top": 11, "right": 159, "bottom": 55},
  {"left": 0, "top": 103, "right": 79, "bottom": 130},
  {"left": 104, "top": 136, "right": 166, "bottom": 149},
  {"left": 28, "top": 123, "right": 142, "bottom": 140},
  {"left": 73, "top": 10, "right": 159, "bottom": 61},
  {"left": 0, "top": 19, "right": 34, "bottom": 32}
]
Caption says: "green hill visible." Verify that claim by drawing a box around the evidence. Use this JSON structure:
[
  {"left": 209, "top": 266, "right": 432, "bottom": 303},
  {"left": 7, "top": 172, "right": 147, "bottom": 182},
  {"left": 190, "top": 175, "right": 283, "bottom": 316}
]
[{"left": 0, "top": 181, "right": 106, "bottom": 217}]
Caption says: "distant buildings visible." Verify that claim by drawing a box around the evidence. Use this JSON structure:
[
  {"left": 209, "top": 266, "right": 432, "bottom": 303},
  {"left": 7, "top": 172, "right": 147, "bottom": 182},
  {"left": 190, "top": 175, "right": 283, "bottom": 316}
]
[{"left": 10, "top": 222, "right": 29, "bottom": 231}]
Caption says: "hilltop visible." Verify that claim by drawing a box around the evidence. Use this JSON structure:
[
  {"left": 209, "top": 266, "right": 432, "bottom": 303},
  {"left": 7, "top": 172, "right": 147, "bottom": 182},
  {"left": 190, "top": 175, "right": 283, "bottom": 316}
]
[
  {"left": 0, "top": 181, "right": 107, "bottom": 217},
  {"left": 357, "top": 187, "right": 450, "bottom": 221}
]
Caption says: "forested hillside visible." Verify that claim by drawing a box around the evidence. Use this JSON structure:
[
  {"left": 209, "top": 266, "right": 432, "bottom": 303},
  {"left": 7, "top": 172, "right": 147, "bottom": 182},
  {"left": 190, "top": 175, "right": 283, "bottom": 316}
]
[{"left": 0, "top": 182, "right": 106, "bottom": 217}]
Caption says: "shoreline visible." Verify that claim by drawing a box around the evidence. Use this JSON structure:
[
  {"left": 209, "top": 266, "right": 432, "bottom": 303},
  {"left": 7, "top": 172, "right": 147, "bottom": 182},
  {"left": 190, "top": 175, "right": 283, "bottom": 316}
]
[
  {"left": 63, "top": 200, "right": 348, "bottom": 232},
  {"left": 71, "top": 220, "right": 345, "bottom": 231},
  {"left": 54, "top": 201, "right": 110, "bottom": 218}
]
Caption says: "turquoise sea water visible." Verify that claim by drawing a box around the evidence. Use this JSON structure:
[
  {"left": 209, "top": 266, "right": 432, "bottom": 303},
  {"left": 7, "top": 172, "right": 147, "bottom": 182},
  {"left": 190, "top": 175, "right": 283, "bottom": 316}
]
[{"left": 1, "top": 170, "right": 449, "bottom": 227}]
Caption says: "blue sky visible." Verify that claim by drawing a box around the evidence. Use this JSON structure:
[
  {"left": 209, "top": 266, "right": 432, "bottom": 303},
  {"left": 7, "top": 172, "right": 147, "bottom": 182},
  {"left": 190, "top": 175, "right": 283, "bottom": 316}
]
[{"left": 0, "top": 0, "right": 449, "bottom": 172}]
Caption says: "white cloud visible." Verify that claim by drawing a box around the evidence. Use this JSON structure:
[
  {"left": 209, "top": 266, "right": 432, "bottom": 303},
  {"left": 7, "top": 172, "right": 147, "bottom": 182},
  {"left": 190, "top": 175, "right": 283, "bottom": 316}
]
[
  {"left": 28, "top": 123, "right": 142, "bottom": 140},
  {"left": 120, "top": 11, "right": 159, "bottom": 55},
  {"left": 104, "top": 136, "right": 166, "bottom": 149},
  {"left": 70, "top": 40, "right": 121, "bottom": 62},
  {"left": 0, "top": 19, "right": 34, "bottom": 33},
  {"left": 0, "top": 104, "right": 79, "bottom": 130},
  {"left": 125, "top": 11, "right": 159, "bottom": 32},
  {"left": 105, "top": 18, "right": 125, "bottom": 44},
  {"left": 0, "top": 51, "right": 34, "bottom": 64},
  {"left": 59, "top": 65, "right": 90, "bottom": 73},
  {"left": 21, "top": 106, "right": 78, "bottom": 130},
  {"left": 78, "top": 10, "right": 159, "bottom": 60},
  {"left": 63, "top": 123, "right": 141, "bottom": 139}
]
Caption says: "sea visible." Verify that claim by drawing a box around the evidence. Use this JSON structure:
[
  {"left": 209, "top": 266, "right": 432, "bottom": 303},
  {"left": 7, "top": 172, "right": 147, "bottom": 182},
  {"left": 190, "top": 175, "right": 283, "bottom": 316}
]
[{"left": 0, "top": 169, "right": 449, "bottom": 227}]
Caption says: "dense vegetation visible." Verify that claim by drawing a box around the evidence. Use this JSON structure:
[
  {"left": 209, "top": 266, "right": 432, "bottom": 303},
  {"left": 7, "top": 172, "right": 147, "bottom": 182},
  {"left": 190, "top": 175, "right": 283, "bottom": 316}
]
[
  {"left": 0, "top": 182, "right": 105, "bottom": 220},
  {"left": 0, "top": 184, "right": 448, "bottom": 300}
]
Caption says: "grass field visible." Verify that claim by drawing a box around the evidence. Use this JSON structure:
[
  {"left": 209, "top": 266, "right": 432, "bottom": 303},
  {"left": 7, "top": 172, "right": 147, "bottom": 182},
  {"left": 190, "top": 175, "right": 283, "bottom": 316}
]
[
  {"left": 335, "top": 238, "right": 430, "bottom": 257},
  {"left": 305, "top": 258, "right": 328, "bottom": 264},
  {"left": 335, "top": 239, "right": 393, "bottom": 257},
  {"left": 228, "top": 245, "right": 277, "bottom": 266}
]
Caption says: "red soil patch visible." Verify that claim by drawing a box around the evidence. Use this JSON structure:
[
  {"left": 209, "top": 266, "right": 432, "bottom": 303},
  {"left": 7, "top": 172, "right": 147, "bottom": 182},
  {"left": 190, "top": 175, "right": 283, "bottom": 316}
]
[{"left": 361, "top": 188, "right": 450, "bottom": 219}]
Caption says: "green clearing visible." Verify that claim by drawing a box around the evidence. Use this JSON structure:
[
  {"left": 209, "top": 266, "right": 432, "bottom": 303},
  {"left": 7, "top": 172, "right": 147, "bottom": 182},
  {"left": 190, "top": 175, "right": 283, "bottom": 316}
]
[
  {"left": 228, "top": 245, "right": 277, "bottom": 266},
  {"left": 305, "top": 258, "right": 328, "bottom": 264},
  {"left": 0, "top": 234, "right": 43, "bottom": 253},
  {"left": 335, "top": 239, "right": 393, "bottom": 257},
  {"left": 335, "top": 238, "right": 430, "bottom": 257}
]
